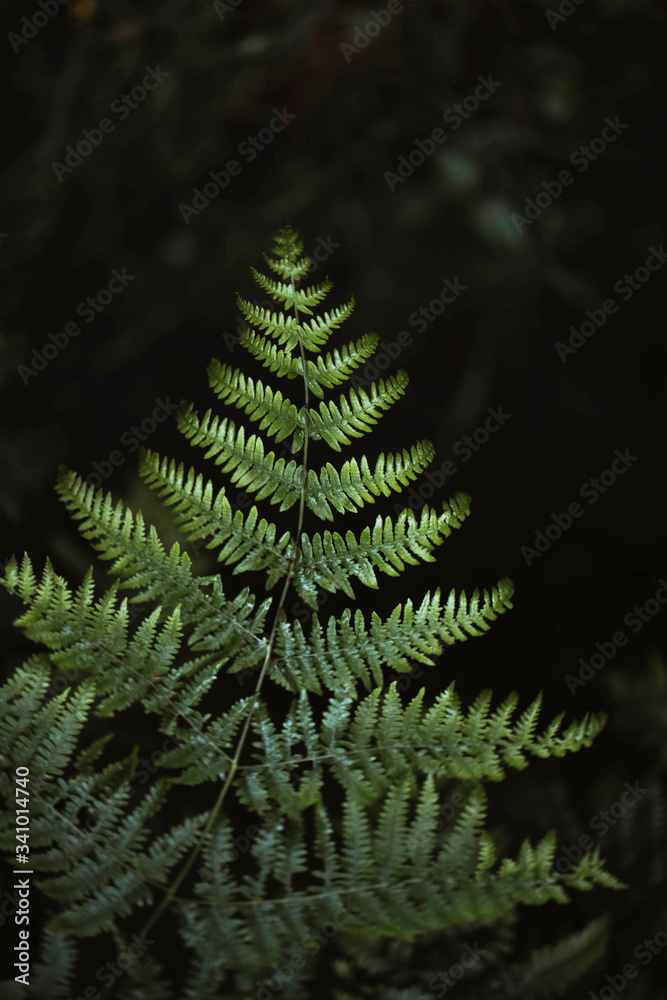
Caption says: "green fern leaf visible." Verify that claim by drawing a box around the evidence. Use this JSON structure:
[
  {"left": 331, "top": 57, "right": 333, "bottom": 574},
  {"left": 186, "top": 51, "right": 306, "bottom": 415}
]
[{"left": 0, "top": 223, "right": 624, "bottom": 999}]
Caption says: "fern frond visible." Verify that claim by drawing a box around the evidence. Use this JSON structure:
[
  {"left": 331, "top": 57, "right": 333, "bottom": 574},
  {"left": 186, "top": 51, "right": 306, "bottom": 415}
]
[
  {"left": 297, "top": 297, "right": 357, "bottom": 351},
  {"left": 484, "top": 916, "right": 610, "bottom": 999},
  {"left": 261, "top": 241, "right": 311, "bottom": 281},
  {"left": 309, "top": 442, "right": 436, "bottom": 520},
  {"left": 53, "top": 468, "right": 272, "bottom": 668},
  {"left": 176, "top": 404, "right": 304, "bottom": 511},
  {"left": 0, "top": 223, "right": 623, "bottom": 998},
  {"left": 139, "top": 449, "right": 292, "bottom": 587},
  {"left": 305, "top": 371, "right": 410, "bottom": 450},
  {"left": 272, "top": 580, "right": 515, "bottom": 695},
  {"left": 0, "top": 659, "right": 96, "bottom": 787},
  {"left": 55, "top": 468, "right": 200, "bottom": 606},
  {"left": 241, "top": 328, "right": 380, "bottom": 399},
  {"left": 208, "top": 360, "right": 408, "bottom": 453},
  {"left": 190, "top": 788, "right": 616, "bottom": 959},
  {"left": 235, "top": 681, "right": 607, "bottom": 810},
  {"left": 250, "top": 267, "right": 333, "bottom": 314},
  {"left": 208, "top": 358, "right": 302, "bottom": 445},
  {"left": 293, "top": 496, "right": 471, "bottom": 606},
  {"left": 176, "top": 402, "right": 435, "bottom": 521},
  {"left": 236, "top": 294, "right": 302, "bottom": 351}
]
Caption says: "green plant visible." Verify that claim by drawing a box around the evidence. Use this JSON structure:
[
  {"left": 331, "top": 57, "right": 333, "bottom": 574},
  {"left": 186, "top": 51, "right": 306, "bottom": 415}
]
[{"left": 0, "top": 225, "right": 624, "bottom": 999}]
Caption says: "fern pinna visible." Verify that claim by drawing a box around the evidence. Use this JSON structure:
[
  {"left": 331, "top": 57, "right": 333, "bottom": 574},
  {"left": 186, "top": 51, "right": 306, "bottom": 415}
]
[{"left": 0, "top": 226, "right": 623, "bottom": 999}]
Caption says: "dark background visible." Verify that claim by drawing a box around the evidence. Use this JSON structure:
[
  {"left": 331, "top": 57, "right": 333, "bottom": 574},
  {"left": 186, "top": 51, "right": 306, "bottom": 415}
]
[{"left": 1, "top": 0, "right": 666, "bottom": 995}]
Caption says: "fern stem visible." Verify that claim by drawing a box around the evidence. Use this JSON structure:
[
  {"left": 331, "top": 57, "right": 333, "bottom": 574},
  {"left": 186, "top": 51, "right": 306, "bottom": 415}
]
[{"left": 121, "top": 259, "right": 312, "bottom": 983}]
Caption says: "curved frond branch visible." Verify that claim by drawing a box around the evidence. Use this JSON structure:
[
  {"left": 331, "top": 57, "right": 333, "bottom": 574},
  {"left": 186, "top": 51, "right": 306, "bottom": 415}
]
[
  {"left": 240, "top": 329, "right": 380, "bottom": 399},
  {"left": 176, "top": 404, "right": 436, "bottom": 521},
  {"left": 208, "top": 362, "right": 409, "bottom": 454},
  {"left": 297, "top": 297, "right": 356, "bottom": 352},
  {"left": 272, "top": 578, "right": 515, "bottom": 695},
  {"left": 261, "top": 250, "right": 311, "bottom": 282},
  {"left": 175, "top": 405, "right": 303, "bottom": 511},
  {"left": 207, "top": 359, "right": 302, "bottom": 446},
  {"left": 309, "top": 441, "right": 437, "bottom": 520},
  {"left": 53, "top": 468, "right": 270, "bottom": 660},
  {"left": 294, "top": 495, "right": 472, "bottom": 607},
  {"left": 139, "top": 449, "right": 291, "bottom": 587},
  {"left": 250, "top": 268, "right": 333, "bottom": 315},
  {"left": 236, "top": 294, "right": 302, "bottom": 352},
  {"left": 307, "top": 371, "right": 410, "bottom": 451}
]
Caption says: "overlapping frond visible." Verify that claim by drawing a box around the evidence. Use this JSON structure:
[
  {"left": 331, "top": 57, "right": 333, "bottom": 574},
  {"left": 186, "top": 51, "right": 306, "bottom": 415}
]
[
  {"left": 270, "top": 579, "right": 516, "bottom": 695},
  {"left": 237, "top": 291, "right": 356, "bottom": 354},
  {"left": 485, "top": 917, "right": 611, "bottom": 999},
  {"left": 235, "top": 295, "right": 302, "bottom": 351},
  {"left": 232, "top": 682, "right": 606, "bottom": 809},
  {"left": 139, "top": 449, "right": 291, "bottom": 588},
  {"left": 261, "top": 238, "right": 311, "bottom": 281},
  {"left": 0, "top": 657, "right": 209, "bottom": 939},
  {"left": 178, "top": 783, "right": 619, "bottom": 983}
]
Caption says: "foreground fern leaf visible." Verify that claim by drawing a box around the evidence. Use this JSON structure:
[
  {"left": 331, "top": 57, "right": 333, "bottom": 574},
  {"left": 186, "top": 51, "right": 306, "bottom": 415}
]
[{"left": 0, "top": 225, "right": 624, "bottom": 999}]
